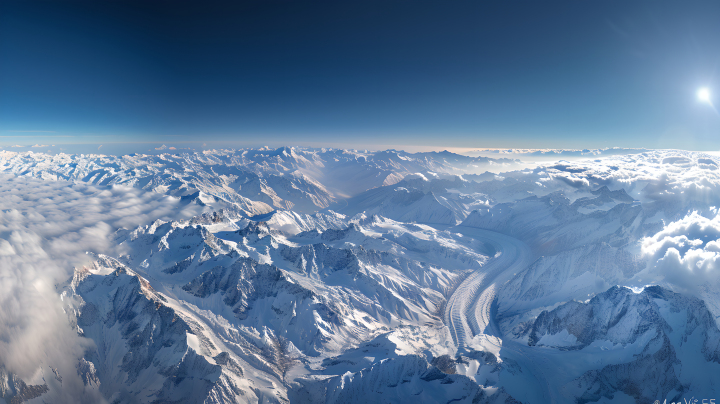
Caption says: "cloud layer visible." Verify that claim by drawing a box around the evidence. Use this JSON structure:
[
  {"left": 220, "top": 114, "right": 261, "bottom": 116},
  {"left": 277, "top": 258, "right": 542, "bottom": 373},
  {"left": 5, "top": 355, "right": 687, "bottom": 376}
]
[
  {"left": 641, "top": 210, "right": 720, "bottom": 289},
  {"left": 0, "top": 174, "right": 202, "bottom": 400}
]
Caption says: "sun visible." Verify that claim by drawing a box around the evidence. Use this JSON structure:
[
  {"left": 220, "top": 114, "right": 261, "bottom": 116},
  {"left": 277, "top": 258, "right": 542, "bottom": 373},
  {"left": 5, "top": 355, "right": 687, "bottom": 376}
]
[{"left": 698, "top": 87, "right": 711, "bottom": 103}]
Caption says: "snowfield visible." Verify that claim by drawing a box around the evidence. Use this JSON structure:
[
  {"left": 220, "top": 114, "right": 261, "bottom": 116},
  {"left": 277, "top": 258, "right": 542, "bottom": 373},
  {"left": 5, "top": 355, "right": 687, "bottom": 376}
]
[{"left": 2, "top": 147, "right": 720, "bottom": 403}]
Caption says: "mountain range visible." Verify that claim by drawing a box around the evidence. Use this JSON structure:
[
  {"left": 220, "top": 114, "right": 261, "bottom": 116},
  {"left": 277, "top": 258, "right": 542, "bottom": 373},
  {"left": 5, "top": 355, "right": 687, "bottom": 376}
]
[{"left": 1, "top": 147, "right": 719, "bottom": 403}]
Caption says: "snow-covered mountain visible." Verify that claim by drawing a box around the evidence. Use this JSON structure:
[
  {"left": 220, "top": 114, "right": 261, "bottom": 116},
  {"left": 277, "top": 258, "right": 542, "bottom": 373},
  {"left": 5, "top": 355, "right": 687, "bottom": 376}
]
[
  {"left": 0, "top": 148, "right": 518, "bottom": 215},
  {"left": 2, "top": 147, "right": 720, "bottom": 403},
  {"left": 518, "top": 286, "right": 720, "bottom": 403}
]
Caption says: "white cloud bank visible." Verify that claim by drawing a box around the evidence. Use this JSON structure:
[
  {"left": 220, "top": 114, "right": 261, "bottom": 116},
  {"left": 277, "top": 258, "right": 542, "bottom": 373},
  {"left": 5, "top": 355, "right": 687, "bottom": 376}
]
[
  {"left": 542, "top": 150, "right": 720, "bottom": 200},
  {"left": 0, "top": 174, "right": 202, "bottom": 401},
  {"left": 641, "top": 210, "right": 720, "bottom": 289}
]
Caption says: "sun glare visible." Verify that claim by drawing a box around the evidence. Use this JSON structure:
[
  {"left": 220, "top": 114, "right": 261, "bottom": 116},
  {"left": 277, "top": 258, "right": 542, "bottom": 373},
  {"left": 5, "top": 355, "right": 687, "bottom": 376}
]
[{"left": 698, "top": 87, "right": 711, "bottom": 103}]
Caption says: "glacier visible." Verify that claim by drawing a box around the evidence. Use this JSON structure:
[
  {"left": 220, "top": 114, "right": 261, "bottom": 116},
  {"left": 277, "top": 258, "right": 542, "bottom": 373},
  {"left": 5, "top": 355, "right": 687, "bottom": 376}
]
[{"left": 1, "top": 147, "right": 720, "bottom": 403}]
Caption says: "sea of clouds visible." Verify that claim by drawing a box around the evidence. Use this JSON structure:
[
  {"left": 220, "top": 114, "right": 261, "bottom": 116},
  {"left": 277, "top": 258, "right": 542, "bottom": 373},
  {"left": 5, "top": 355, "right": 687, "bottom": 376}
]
[
  {"left": 541, "top": 150, "right": 720, "bottom": 292},
  {"left": 0, "top": 174, "right": 202, "bottom": 402}
]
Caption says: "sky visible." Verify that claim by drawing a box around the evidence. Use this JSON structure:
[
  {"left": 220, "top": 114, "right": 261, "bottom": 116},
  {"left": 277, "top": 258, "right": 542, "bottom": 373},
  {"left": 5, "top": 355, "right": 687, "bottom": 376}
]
[{"left": 2, "top": 0, "right": 720, "bottom": 152}]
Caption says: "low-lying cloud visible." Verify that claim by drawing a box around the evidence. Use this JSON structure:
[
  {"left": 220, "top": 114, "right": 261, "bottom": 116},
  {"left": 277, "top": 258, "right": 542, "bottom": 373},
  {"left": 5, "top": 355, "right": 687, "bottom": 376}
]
[
  {"left": 0, "top": 174, "right": 203, "bottom": 402},
  {"left": 641, "top": 210, "right": 720, "bottom": 289}
]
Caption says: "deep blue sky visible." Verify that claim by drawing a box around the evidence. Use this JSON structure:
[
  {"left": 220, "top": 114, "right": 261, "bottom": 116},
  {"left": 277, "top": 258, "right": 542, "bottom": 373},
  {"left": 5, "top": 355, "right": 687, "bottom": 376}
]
[{"left": 2, "top": 0, "right": 720, "bottom": 151}]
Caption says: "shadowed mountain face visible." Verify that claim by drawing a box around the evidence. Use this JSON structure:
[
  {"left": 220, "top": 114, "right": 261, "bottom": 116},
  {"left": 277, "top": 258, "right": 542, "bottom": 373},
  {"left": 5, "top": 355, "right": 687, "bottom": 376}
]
[{"left": 2, "top": 148, "right": 720, "bottom": 403}]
